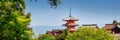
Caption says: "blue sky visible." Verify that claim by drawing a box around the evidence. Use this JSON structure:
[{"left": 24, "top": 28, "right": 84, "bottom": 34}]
[{"left": 25, "top": 0, "right": 120, "bottom": 27}]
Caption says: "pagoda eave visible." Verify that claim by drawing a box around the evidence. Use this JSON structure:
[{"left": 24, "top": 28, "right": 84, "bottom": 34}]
[
  {"left": 63, "top": 19, "right": 79, "bottom": 21},
  {"left": 62, "top": 24, "right": 79, "bottom": 26}
]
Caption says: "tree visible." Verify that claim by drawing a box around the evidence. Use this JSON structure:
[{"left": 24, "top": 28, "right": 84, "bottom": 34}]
[
  {"left": 113, "top": 20, "right": 118, "bottom": 24},
  {"left": 38, "top": 34, "right": 55, "bottom": 40},
  {"left": 65, "top": 27, "right": 114, "bottom": 40},
  {"left": 56, "top": 28, "right": 69, "bottom": 40},
  {"left": 0, "top": 0, "right": 33, "bottom": 40},
  {"left": 48, "top": 0, "right": 61, "bottom": 9},
  {"left": 30, "top": 0, "right": 61, "bottom": 9}
]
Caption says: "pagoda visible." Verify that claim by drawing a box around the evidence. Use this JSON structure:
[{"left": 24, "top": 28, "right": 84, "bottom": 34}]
[{"left": 63, "top": 8, "right": 79, "bottom": 32}]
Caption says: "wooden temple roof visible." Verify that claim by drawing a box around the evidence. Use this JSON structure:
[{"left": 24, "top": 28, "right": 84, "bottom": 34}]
[
  {"left": 82, "top": 24, "right": 97, "bottom": 26},
  {"left": 82, "top": 24, "right": 98, "bottom": 28},
  {"left": 46, "top": 29, "right": 64, "bottom": 34},
  {"left": 104, "top": 24, "right": 120, "bottom": 30}
]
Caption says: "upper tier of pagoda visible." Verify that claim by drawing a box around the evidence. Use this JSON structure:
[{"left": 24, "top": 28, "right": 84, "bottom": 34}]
[
  {"left": 63, "top": 8, "right": 79, "bottom": 21},
  {"left": 63, "top": 16, "right": 79, "bottom": 21},
  {"left": 62, "top": 8, "right": 79, "bottom": 27}
]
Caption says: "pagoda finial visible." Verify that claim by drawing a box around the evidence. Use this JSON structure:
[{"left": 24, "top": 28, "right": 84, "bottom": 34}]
[{"left": 69, "top": 8, "right": 72, "bottom": 17}]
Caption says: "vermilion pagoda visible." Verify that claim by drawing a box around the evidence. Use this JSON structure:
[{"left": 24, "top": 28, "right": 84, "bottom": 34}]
[{"left": 62, "top": 8, "right": 79, "bottom": 32}]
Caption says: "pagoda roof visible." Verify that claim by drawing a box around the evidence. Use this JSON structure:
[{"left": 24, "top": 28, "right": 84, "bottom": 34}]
[
  {"left": 63, "top": 8, "right": 79, "bottom": 21},
  {"left": 63, "top": 23, "right": 79, "bottom": 26},
  {"left": 63, "top": 16, "right": 79, "bottom": 21}
]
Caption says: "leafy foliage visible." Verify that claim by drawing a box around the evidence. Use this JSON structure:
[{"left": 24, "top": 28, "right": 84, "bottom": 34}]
[
  {"left": 65, "top": 27, "right": 114, "bottom": 40},
  {"left": 38, "top": 27, "right": 114, "bottom": 40},
  {"left": 0, "top": 0, "right": 33, "bottom": 40},
  {"left": 56, "top": 28, "right": 69, "bottom": 40},
  {"left": 38, "top": 34, "right": 55, "bottom": 40},
  {"left": 29, "top": 0, "right": 61, "bottom": 9},
  {"left": 48, "top": 0, "right": 61, "bottom": 9}
]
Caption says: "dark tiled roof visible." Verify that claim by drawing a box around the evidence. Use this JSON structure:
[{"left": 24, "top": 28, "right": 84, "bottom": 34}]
[
  {"left": 82, "top": 24, "right": 97, "bottom": 26},
  {"left": 46, "top": 29, "right": 64, "bottom": 34},
  {"left": 53, "top": 29, "right": 64, "bottom": 32},
  {"left": 82, "top": 24, "right": 98, "bottom": 28}
]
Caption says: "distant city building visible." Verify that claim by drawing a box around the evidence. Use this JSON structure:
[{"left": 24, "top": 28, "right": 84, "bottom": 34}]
[{"left": 103, "top": 20, "right": 120, "bottom": 34}]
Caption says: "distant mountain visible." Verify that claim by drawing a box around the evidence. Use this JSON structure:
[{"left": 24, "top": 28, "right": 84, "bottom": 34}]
[{"left": 31, "top": 25, "right": 65, "bottom": 37}]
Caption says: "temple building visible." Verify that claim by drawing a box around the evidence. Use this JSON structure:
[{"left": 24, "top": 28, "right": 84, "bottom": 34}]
[
  {"left": 81, "top": 24, "right": 98, "bottom": 29},
  {"left": 46, "top": 8, "right": 79, "bottom": 36},
  {"left": 46, "top": 29, "right": 64, "bottom": 36},
  {"left": 103, "top": 20, "right": 120, "bottom": 34}
]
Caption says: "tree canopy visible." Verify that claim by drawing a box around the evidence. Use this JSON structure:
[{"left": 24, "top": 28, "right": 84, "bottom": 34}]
[
  {"left": 37, "top": 27, "right": 114, "bottom": 40},
  {"left": 29, "top": 0, "right": 61, "bottom": 9},
  {"left": 0, "top": 0, "right": 33, "bottom": 40},
  {"left": 38, "top": 34, "right": 55, "bottom": 40},
  {"left": 48, "top": 0, "right": 61, "bottom": 9},
  {"left": 65, "top": 27, "right": 114, "bottom": 40}
]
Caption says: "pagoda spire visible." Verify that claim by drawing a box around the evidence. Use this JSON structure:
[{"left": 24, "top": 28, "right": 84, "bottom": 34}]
[{"left": 69, "top": 8, "right": 72, "bottom": 17}]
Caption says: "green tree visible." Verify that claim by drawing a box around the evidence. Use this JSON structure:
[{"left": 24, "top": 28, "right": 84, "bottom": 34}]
[
  {"left": 38, "top": 34, "right": 55, "bottom": 40},
  {"left": 30, "top": 0, "right": 61, "bottom": 9},
  {"left": 65, "top": 27, "right": 114, "bottom": 40},
  {"left": 56, "top": 28, "right": 69, "bottom": 40},
  {"left": 48, "top": 0, "right": 61, "bottom": 9},
  {"left": 0, "top": 0, "right": 33, "bottom": 40}
]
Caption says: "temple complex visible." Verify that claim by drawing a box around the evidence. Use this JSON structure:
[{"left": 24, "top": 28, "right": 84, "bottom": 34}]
[
  {"left": 46, "top": 8, "right": 120, "bottom": 37},
  {"left": 46, "top": 8, "right": 79, "bottom": 36}
]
